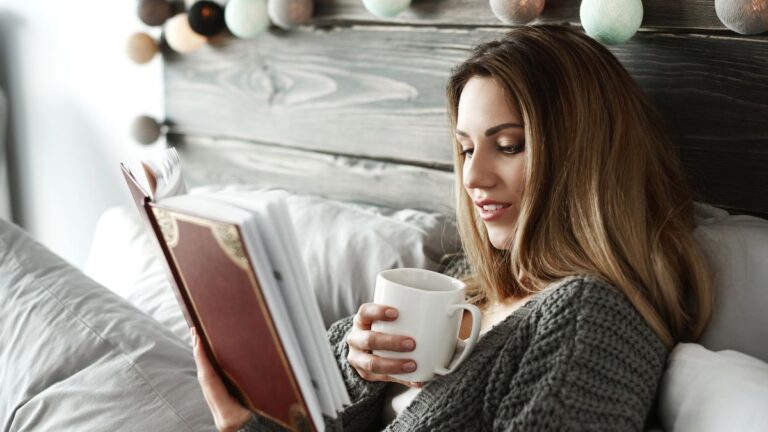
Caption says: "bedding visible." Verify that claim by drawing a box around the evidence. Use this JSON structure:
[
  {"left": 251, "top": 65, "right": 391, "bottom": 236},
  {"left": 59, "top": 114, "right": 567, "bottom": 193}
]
[
  {"left": 0, "top": 217, "right": 214, "bottom": 431},
  {"left": 692, "top": 203, "right": 768, "bottom": 363},
  {"left": 4, "top": 192, "right": 766, "bottom": 432},
  {"left": 658, "top": 343, "right": 768, "bottom": 432}
]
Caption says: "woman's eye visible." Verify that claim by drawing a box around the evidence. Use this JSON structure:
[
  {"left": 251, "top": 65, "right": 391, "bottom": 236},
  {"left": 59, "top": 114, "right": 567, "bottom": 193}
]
[
  {"left": 460, "top": 148, "right": 474, "bottom": 159},
  {"left": 499, "top": 143, "right": 524, "bottom": 154}
]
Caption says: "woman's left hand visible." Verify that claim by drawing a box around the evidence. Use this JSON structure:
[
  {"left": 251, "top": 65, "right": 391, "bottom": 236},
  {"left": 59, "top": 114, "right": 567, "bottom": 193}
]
[{"left": 191, "top": 327, "right": 253, "bottom": 432}]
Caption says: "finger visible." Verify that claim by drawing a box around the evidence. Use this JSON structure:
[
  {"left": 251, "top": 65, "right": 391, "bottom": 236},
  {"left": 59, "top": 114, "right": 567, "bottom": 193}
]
[
  {"left": 347, "top": 349, "right": 417, "bottom": 375},
  {"left": 346, "top": 330, "right": 416, "bottom": 352},
  {"left": 353, "top": 303, "right": 399, "bottom": 329},
  {"left": 388, "top": 377, "right": 424, "bottom": 388},
  {"left": 191, "top": 328, "right": 241, "bottom": 408}
]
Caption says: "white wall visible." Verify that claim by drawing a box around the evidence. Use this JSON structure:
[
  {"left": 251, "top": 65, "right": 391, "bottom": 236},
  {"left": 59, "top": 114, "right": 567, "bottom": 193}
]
[{"left": 0, "top": 0, "right": 165, "bottom": 268}]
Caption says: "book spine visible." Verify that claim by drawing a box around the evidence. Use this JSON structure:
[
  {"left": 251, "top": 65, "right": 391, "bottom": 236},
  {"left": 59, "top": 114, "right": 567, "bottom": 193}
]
[{"left": 145, "top": 201, "right": 198, "bottom": 330}]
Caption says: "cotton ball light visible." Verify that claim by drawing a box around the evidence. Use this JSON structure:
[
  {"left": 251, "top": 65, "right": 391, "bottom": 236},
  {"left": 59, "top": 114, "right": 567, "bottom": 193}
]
[
  {"left": 137, "top": 0, "right": 173, "bottom": 26},
  {"left": 580, "top": 0, "right": 643, "bottom": 45},
  {"left": 126, "top": 32, "right": 159, "bottom": 64},
  {"left": 165, "top": 13, "right": 207, "bottom": 54},
  {"left": 225, "top": 0, "right": 270, "bottom": 38},
  {"left": 489, "top": 0, "right": 546, "bottom": 25},
  {"left": 361, "top": 0, "right": 411, "bottom": 18},
  {"left": 267, "top": 0, "right": 314, "bottom": 29},
  {"left": 715, "top": 0, "right": 768, "bottom": 35},
  {"left": 131, "top": 115, "right": 163, "bottom": 145},
  {"left": 188, "top": 1, "right": 226, "bottom": 36}
]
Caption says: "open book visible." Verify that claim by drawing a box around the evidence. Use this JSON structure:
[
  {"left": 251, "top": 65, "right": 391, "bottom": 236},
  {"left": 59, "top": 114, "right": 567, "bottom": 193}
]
[{"left": 121, "top": 148, "right": 350, "bottom": 432}]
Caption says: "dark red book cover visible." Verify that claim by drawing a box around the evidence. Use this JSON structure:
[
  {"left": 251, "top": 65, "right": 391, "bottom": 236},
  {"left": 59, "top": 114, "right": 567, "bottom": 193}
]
[{"left": 120, "top": 164, "right": 313, "bottom": 431}]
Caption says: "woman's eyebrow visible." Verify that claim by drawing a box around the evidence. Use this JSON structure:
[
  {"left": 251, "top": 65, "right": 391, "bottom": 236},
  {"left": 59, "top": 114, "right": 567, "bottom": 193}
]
[{"left": 455, "top": 123, "right": 524, "bottom": 138}]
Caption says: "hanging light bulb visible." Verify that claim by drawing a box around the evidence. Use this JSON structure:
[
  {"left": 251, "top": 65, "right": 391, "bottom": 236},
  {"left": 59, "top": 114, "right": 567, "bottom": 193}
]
[
  {"left": 131, "top": 115, "right": 165, "bottom": 145},
  {"left": 361, "top": 0, "right": 411, "bottom": 18},
  {"left": 489, "top": 0, "right": 546, "bottom": 25},
  {"left": 187, "top": 1, "right": 227, "bottom": 36},
  {"left": 137, "top": 0, "right": 174, "bottom": 26},
  {"left": 715, "top": 0, "right": 768, "bottom": 35},
  {"left": 126, "top": 32, "right": 159, "bottom": 64},
  {"left": 225, "top": 0, "right": 271, "bottom": 38},
  {"left": 268, "top": 0, "right": 314, "bottom": 29},
  {"left": 165, "top": 13, "right": 207, "bottom": 54},
  {"left": 580, "top": 0, "right": 643, "bottom": 45}
]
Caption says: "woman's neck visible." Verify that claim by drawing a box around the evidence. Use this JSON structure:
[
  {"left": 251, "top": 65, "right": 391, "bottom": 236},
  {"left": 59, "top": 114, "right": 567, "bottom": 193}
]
[{"left": 460, "top": 295, "right": 534, "bottom": 338}]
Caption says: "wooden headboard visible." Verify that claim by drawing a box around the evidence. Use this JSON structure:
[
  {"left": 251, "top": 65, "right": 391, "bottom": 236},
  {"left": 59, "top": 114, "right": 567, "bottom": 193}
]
[{"left": 164, "top": 0, "right": 768, "bottom": 217}]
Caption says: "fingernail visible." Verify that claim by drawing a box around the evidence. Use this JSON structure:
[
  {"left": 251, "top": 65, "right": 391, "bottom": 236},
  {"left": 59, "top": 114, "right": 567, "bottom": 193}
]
[
  {"left": 385, "top": 309, "right": 398, "bottom": 319},
  {"left": 190, "top": 327, "right": 197, "bottom": 345},
  {"left": 402, "top": 339, "right": 415, "bottom": 350},
  {"left": 403, "top": 361, "right": 416, "bottom": 372}
]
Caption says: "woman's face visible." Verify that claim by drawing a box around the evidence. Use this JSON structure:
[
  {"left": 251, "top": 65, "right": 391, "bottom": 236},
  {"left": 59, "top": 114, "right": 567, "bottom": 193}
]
[{"left": 456, "top": 76, "right": 526, "bottom": 250}]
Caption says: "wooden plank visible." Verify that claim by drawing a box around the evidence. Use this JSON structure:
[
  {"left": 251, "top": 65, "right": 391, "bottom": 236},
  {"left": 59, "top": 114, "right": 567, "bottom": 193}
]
[
  {"left": 170, "top": 134, "right": 457, "bottom": 214},
  {"left": 165, "top": 27, "right": 768, "bottom": 214},
  {"left": 313, "top": 0, "right": 726, "bottom": 30},
  {"left": 164, "top": 25, "right": 468, "bottom": 166}
]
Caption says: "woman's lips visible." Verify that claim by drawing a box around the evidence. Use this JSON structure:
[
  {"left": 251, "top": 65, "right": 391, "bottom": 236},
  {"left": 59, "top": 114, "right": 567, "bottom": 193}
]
[{"left": 479, "top": 204, "right": 511, "bottom": 221}]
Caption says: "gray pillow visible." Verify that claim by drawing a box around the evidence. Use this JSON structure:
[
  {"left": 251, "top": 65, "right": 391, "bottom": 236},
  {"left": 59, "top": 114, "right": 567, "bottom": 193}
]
[{"left": 0, "top": 217, "right": 214, "bottom": 431}]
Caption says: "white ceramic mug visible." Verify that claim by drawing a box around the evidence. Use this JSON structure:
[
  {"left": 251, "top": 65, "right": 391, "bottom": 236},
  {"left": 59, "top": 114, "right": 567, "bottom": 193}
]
[{"left": 371, "top": 268, "right": 481, "bottom": 382}]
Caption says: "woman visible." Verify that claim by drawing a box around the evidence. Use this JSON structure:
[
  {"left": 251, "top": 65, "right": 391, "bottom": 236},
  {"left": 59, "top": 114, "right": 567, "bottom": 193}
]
[{"left": 193, "top": 24, "right": 714, "bottom": 431}]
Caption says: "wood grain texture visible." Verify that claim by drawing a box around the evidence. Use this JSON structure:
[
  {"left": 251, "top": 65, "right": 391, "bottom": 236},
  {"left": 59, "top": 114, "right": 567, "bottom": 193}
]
[
  {"left": 170, "top": 134, "right": 457, "bottom": 214},
  {"left": 313, "top": 0, "right": 726, "bottom": 30},
  {"left": 166, "top": 26, "right": 768, "bottom": 214}
]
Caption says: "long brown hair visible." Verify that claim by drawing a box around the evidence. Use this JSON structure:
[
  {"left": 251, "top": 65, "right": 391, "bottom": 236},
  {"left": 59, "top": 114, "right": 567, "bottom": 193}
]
[{"left": 446, "top": 25, "right": 713, "bottom": 348}]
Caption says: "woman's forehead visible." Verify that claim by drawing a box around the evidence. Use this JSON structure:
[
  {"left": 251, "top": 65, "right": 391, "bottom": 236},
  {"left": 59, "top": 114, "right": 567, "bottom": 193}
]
[{"left": 457, "top": 77, "right": 522, "bottom": 129}]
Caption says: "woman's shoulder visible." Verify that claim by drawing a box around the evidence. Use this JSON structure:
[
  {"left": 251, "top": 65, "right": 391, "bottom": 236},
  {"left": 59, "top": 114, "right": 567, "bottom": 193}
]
[
  {"left": 528, "top": 274, "right": 665, "bottom": 348},
  {"left": 532, "top": 274, "right": 629, "bottom": 314},
  {"left": 521, "top": 274, "right": 669, "bottom": 371}
]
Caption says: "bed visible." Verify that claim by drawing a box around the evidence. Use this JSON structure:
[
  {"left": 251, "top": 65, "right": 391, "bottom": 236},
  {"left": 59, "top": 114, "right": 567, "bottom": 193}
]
[{"left": 2, "top": 0, "right": 768, "bottom": 431}]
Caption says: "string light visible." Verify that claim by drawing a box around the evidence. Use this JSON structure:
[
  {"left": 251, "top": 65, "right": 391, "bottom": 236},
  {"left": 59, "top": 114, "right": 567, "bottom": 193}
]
[
  {"left": 490, "top": 0, "right": 546, "bottom": 25},
  {"left": 361, "top": 0, "right": 411, "bottom": 18},
  {"left": 580, "top": 0, "right": 644, "bottom": 45},
  {"left": 715, "top": 0, "right": 768, "bottom": 35}
]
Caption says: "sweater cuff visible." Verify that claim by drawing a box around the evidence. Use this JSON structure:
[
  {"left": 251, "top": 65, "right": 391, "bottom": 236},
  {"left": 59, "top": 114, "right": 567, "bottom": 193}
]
[
  {"left": 237, "top": 412, "right": 289, "bottom": 432},
  {"left": 327, "top": 316, "right": 389, "bottom": 429},
  {"left": 327, "top": 316, "right": 389, "bottom": 402},
  {"left": 236, "top": 411, "right": 346, "bottom": 432}
]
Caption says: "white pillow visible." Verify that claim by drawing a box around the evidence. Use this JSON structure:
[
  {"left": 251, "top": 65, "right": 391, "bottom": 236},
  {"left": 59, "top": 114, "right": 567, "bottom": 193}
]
[
  {"left": 659, "top": 343, "right": 768, "bottom": 432},
  {"left": 85, "top": 188, "right": 461, "bottom": 341},
  {"left": 85, "top": 206, "right": 190, "bottom": 344},
  {"left": 693, "top": 203, "right": 768, "bottom": 363}
]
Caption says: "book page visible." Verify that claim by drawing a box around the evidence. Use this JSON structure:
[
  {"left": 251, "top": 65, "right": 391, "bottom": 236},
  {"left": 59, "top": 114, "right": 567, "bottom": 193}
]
[
  {"left": 134, "top": 147, "right": 187, "bottom": 200},
  {"left": 207, "top": 191, "right": 351, "bottom": 411}
]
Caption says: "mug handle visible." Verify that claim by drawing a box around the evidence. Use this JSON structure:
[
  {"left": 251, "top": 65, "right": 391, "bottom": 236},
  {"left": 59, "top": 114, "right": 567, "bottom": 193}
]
[{"left": 434, "top": 303, "right": 481, "bottom": 376}]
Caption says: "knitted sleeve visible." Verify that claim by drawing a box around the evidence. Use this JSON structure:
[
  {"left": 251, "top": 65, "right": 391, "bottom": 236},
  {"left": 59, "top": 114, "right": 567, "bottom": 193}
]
[
  {"left": 325, "top": 315, "right": 390, "bottom": 431},
  {"left": 492, "top": 278, "right": 670, "bottom": 432},
  {"left": 238, "top": 315, "right": 389, "bottom": 432}
]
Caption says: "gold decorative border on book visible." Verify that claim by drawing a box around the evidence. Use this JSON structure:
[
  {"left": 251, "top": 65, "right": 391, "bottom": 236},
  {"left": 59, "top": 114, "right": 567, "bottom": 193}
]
[
  {"left": 211, "top": 223, "right": 249, "bottom": 270},
  {"left": 152, "top": 207, "right": 179, "bottom": 248}
]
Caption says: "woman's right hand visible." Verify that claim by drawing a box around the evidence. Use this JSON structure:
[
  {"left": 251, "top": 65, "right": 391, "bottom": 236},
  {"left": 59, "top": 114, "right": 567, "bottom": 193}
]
[{"left": 345, "top": 303, "right": 423, "bottom": 388}]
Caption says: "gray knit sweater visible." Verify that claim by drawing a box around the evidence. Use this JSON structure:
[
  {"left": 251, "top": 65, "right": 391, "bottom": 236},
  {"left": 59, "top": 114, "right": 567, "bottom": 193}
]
[{"left": 238, "top": 275, "right": 669, "bottom": 431}]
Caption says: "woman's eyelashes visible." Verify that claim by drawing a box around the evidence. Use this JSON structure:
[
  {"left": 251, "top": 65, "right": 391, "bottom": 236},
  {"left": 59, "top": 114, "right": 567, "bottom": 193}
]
[
  {"left": 460, "top": 142, "right": 525, "bottom": 159},
  {"left": 499, "top": 143, "right": 525, "bottom": 154}
]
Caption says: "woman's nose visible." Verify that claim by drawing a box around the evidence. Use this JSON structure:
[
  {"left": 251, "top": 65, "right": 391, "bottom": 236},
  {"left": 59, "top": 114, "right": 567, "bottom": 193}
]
[{"left": 463, "top": 150, "right": 497, "bottom": 190}]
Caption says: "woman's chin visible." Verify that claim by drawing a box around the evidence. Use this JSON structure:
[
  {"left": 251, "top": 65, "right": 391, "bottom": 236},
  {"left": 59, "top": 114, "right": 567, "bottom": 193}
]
[{"left": 488, "top": 232, "right": 514, "bottom": 250}]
